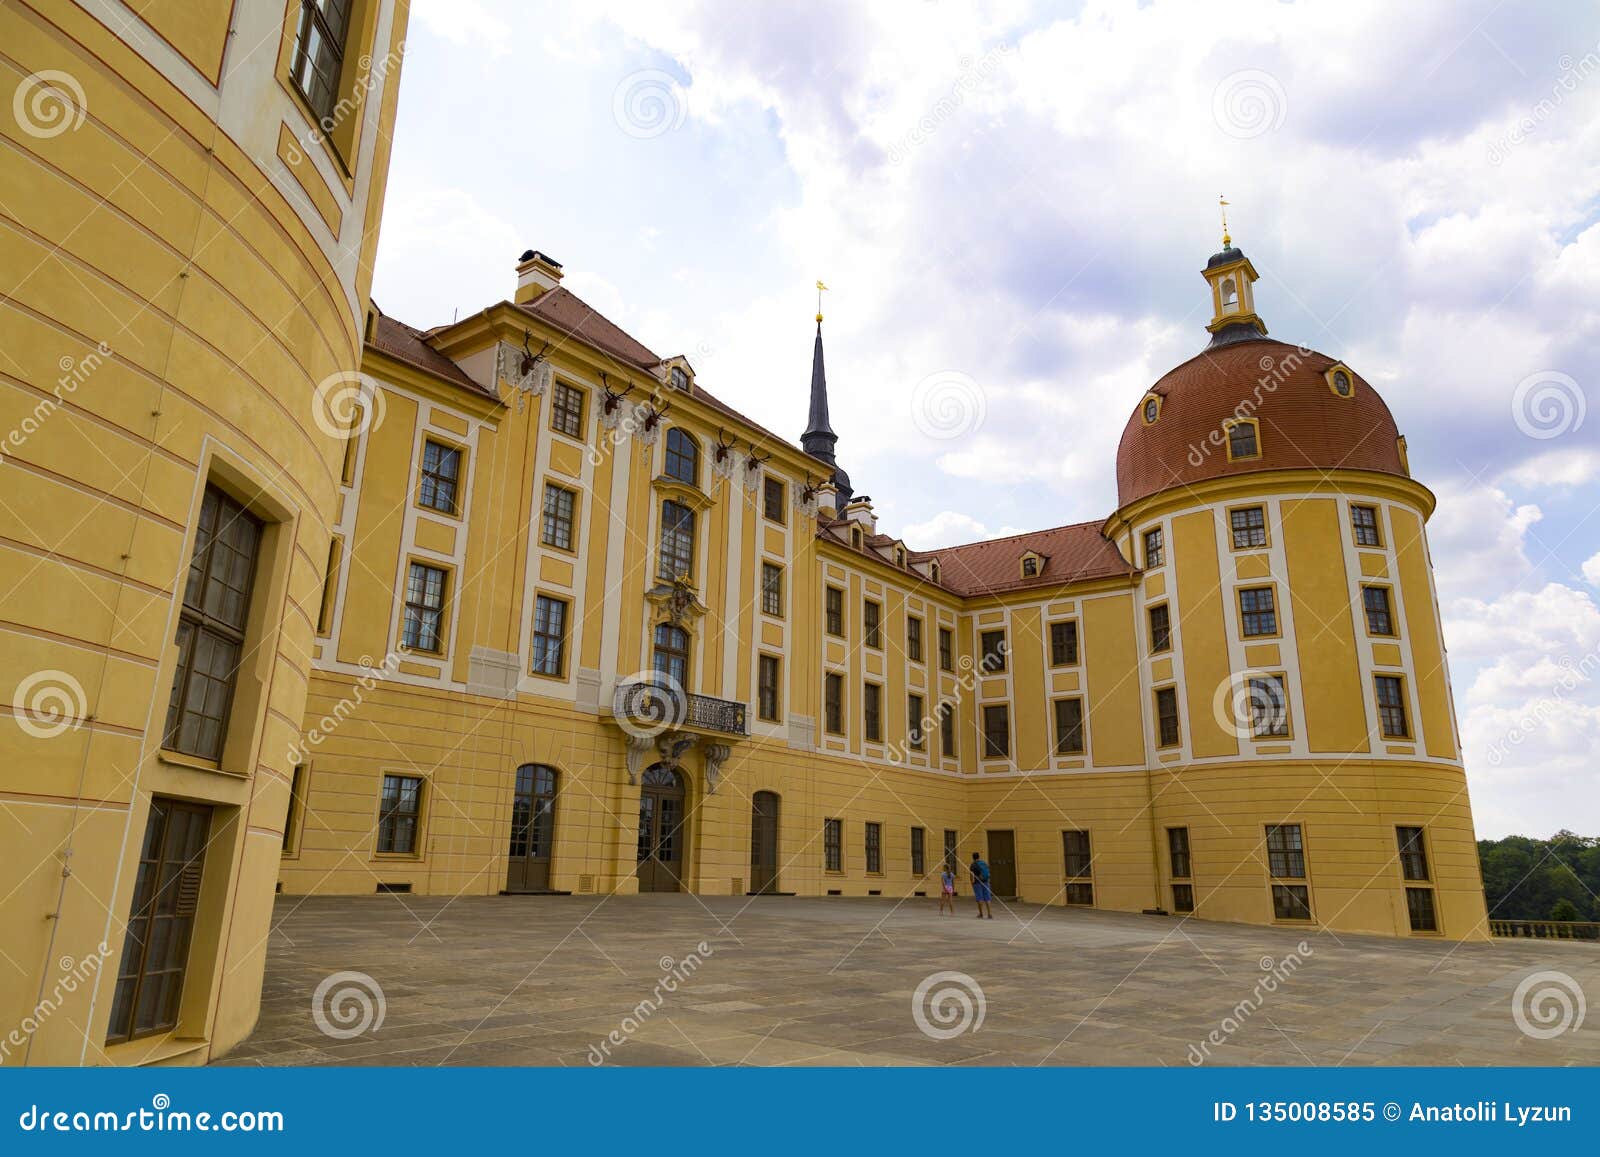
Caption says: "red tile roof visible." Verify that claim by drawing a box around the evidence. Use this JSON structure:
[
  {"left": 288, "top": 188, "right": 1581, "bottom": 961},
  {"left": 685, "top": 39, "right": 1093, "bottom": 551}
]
[
  {"left": 920, "top": 521, "right": 1136, "bottom": 596},
  {"left": 368, "top": 313, "right": 496, "bottom": 398}
]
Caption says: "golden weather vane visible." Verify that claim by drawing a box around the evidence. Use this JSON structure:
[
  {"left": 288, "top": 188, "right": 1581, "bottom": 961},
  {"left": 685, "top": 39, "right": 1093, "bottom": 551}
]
[
  {"left": 1219, "top": 195, "right": 1231, "bottom": 248},
  {"left": 816, "top": 279, "right": 828, "bottom": 323}
]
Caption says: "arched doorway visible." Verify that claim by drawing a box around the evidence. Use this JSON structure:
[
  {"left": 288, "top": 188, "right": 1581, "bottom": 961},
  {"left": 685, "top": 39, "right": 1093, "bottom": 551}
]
[
  {"left": 637, "top": 763, "right": 688, "bottom": 892},
  {"left": 750, "top": 791, "right": 780, "bottom": 895},
  {"left": 506, "top": 764, "right": 557, "bottom": 892}
]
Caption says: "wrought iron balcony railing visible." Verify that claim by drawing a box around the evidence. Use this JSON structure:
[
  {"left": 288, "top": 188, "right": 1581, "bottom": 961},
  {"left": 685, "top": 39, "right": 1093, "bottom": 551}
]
[{"left": 613, "top": 677, "right": 748, "bottom": 737}]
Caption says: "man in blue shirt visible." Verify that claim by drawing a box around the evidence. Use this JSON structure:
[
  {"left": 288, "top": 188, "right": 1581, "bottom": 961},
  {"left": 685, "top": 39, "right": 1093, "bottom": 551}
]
[{"left": 969, "top": 851, "right": 993, "bottom": 919}]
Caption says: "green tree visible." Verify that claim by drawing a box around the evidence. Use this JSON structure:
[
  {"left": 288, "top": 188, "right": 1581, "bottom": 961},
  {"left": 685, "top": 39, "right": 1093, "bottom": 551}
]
[{"left": 1551, "top": 898, "right": 1580, "bottom": 922}]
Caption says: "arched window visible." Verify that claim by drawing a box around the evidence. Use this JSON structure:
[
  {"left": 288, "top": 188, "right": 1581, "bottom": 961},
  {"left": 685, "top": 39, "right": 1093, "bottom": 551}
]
[
  {"left": 653, "top": 623, "right": 690, "bottom": 687},
  {"left": 657, "top": 500, "right": 694, "bottom": 580},
  {"left": 664, "top": 428, "right": 699, "bottom": 485}
]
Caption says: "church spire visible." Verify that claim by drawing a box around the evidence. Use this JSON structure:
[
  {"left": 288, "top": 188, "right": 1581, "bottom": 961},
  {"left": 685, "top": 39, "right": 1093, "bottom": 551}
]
[{"left": 800, "top": 282, "right": 852, "bottom": 502}]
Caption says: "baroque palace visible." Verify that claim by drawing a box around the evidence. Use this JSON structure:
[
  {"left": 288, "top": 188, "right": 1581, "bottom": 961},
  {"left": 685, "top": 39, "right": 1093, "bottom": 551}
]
[{"left": 2, "top": 1, "right": 1486, "bottom": 1068}]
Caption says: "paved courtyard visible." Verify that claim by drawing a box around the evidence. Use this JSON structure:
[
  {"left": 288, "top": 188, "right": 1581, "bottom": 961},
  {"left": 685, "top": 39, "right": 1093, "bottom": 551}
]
[{"left": 218, "top": 895, "right": 1600, "bottom": 1067}]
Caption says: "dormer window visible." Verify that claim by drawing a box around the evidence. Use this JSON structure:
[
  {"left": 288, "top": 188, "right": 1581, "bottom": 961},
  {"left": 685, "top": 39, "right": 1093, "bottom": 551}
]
[
  {"left": 895, "top": 546, "right": 906, "bottom": 567},
  {"left": 1325, "top": 364, "right": 1355, "bottom": 398},
  {"left": 850, "top": 526, "right": 863, "bottom": 550},
  {"left": 1225, "top": 418, "right": 1260, "bottom": 462},
  {"left": 929, "top": 560, "right": 941, "bottom": 583},
  {"left": 1022, "top": 557, "right": 1037, "bottom": 577},
  {"left": 1141, "top": 394, "right": 1162, "bottom": 425},
  {"left": 669, "top": 366, "right": 690, "bottom": 391}
]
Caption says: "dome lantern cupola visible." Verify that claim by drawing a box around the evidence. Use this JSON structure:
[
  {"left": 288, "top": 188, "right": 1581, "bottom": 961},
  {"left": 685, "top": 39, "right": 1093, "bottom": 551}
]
[{"left": 1202, "top": 198, "right": 1268, "bottom": 348}]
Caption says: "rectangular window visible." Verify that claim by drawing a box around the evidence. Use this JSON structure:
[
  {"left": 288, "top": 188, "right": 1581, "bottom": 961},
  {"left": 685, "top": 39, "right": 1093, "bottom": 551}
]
[
  {"left": 1351, "top": 504, "right": 1382, "bottom": 547},
  {"left": 939, "top": 701, "right": 955, "bottom": 757},
  {"left": 1230, "top": 505, "right": 1267, "bottom": 549},
  {"left": 541, "top": 483, "right": 577, "bottom": 550},
  {"left": 1272, "top": 884, "right": 1312, "bottom": 921},
  {"left": 531, "top": 595, "right": 568, "bottom": 677},
  {"left": 758, "top": 654, "right": 781, "bottom": 721},
  {"left": 943, "top": 829, "right": 958, "bottom": 872},
  {"left": 938, "top": 626, "right": 954, "bottom": 671},
  {"left": 1375, "top": 675, "right": 1409, "bottom": 738},
  {"left": 763, "top": 475, "right": 786, "bottom": 523},
  {"left": 1396, "top": 826, "right": 1430, "bottom": 881},
  {"left": 864, "top": 600, "right": 882, "bottom": 648},
  {"left": 340, "top": 405, "right": 363, "bottom": 485},
  {"left": 164, "top": 486, "right": 262, "bottom": 761},
  {"left": 1063, "top": 830, "right": 1093, "bottom": 879},
  {"left": 864, "top": 683, "right": 882, "bottom": 742},
  {"left": 1406, "top": 886, "right": 1438, "bottom": 932},
  {"left": 824, "top": 818, "right": 842, "bottom": 872},
  {"left": 824, "top": 673, "right": 844, "bottom": 734},
  {"left": 761, "top": 562, "right": 784, "bottom": 617},
  {"left": 1238, "top": 586, "right": 1277, "bottom": 636},
  {"left": 1167, "top": 827, "right": 1191, "bottom": 878},
  {"left": 980, "top": 630, "right": 1007, "bottom": 671},
  {"left": 1227, "top": 420, "right": 1259, "bottom": 460},
  {"left": 1172, "top": 883, "right": 1195, "bottom": 913},
  {"left": 907, "top": 694, "right": 925, "bottom": 749},
  {"left": 550, "top": 382, "right": 585, "bottom": 438},
  {"left": 825, "top": 586, "right": 844, "bottom": 636},
  {"left": 865, "top": 822, "right": 882, "bottom": 874},
  {"left": 1144, "top": 527, "right": 1164, "bottom": 567},
  {"left": 982, "top": 704, "right": 1010, "bottom": 758},
  {"left": 401, "top": 561, "right": 447, "bottom": 653},
  {"left": 911, "top": 827, "right": 926, "bottom": 875},
  {"left": 418, "top": 440, "right": 462, "bottom": 514},
  {"left": 289, "top": 0, "right": 350, "bottom": 122},
  {"left": 1155, "top": 686, "right": 1180, "bottom": 747},
  {"left": 106, "top": 798, "right": 211, "bottom": 1043},
  {"left": 907, "top": 616, "right": 923, "bottom": 662},
  {"left": 1148, "top": 604, "right": 1171, "bottom": 653},
  {"left": 316, "top": 535, "right": 342, "bottom": 636},
  {"left": 1265, "top": 823, "right": 1306, "bottom": 878},
  {"left": 1050, "top": 620, "right": 1079, "bottom": 666},
  {"left": 1053, "top": 697, "right": 1085, "bottom": 754},
  {"left": 657, "top": 499, "right": 695, "bottom": 580},
  {"left": 377, "top": 774, "right": 423, "bottom": 854},
  {"left": 1363, "top": 585, "right": 1394, "bottom": 635},
  {"left": 1249, "top": 674, "right": 1289, "bottom": 737}
]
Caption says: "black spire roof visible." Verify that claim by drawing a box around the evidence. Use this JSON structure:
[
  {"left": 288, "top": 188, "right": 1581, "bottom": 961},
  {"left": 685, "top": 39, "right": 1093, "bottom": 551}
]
[{"left": 801, "top": 318, "right": 852, "bottom": 501}]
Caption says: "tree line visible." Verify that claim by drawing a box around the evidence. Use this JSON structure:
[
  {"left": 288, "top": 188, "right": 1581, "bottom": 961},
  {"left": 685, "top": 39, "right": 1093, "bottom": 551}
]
[{"left": 1478, "top": 831, "right": 1600, "bottom": 922}]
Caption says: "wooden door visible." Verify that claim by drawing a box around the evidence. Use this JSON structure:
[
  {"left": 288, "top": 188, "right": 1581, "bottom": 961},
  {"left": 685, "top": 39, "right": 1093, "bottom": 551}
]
[
  {"left": 986, "top": 829, "right": 1018, "bottom": 899},
  {"left": 506, "top": 764, "right": 557, "bottom": 892},
  {"left": 749, "top": 791, "right": 779, "bottom": 894},
  {"left": 637, "top": 764, "right": 687, "bottom": 892}
]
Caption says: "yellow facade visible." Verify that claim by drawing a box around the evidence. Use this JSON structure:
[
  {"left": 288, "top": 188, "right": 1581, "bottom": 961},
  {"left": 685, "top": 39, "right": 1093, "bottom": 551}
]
[{"left": 2, "top": 0, "right": 409, "bottom": 1065}]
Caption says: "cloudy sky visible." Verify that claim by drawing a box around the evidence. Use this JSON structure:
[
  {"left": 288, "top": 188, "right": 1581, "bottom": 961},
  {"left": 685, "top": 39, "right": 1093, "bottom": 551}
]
[{"left": 372, "top": 0, "right": 1600, "bottom": 839}]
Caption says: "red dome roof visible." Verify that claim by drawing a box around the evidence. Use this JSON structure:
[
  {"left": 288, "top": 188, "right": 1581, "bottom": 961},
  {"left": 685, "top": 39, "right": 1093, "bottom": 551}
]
[{"left": 1115, "top": 338, "right": 1407, "bottom": 508}]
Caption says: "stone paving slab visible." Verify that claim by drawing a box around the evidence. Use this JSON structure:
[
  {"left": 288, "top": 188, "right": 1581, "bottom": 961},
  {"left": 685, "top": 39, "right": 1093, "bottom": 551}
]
[{"left": 214, "top": 894, "right": 1600, "bottom": 1067}]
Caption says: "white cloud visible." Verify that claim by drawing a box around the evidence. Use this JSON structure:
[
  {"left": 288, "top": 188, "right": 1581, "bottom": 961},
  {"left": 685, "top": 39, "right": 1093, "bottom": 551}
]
[
  {"left": 900, "top": 510, "right": 1027, "bottom": 550},
  {"left": 1583, "top": 551, "right": 1600, "bottom": 586}
]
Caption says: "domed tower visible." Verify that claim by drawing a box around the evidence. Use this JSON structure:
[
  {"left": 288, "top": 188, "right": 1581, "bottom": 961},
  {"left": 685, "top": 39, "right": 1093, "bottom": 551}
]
[{"left": 1104, "top": 233, "right": 1488, "bottom": 939}]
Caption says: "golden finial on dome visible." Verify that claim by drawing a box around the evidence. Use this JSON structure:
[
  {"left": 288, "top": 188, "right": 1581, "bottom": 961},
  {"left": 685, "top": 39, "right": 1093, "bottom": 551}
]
[
  {"left": 815, "top": 279, "right": 828, "bottom": 324},
  {"left": 1219, "top": 195, "right": 1231, "bottom": 248}
]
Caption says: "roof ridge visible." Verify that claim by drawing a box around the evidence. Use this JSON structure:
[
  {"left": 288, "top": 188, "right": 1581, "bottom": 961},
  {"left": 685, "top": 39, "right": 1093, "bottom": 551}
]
[{"left": 928, "top": 518, "right": 1111, "bottom": 554}]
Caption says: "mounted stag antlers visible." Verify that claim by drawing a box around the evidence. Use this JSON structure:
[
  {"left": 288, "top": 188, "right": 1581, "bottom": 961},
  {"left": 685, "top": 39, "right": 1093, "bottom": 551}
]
[{"left": 599, "top": 373, "right": 636, "bottom": 428}]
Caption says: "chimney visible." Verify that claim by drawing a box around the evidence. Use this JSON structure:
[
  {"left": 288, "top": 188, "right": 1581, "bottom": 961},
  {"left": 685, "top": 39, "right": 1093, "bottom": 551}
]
[
  {"left": 841, "top": 495, "right": 876, "bottom": 532},
  {"left": 515, "top": 249, "right": 563, "bottom": 304}
]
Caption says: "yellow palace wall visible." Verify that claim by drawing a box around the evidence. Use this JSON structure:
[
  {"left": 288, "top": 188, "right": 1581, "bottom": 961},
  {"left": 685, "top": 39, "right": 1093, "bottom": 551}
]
[
  {"left": 1, "top": 0, "right": 408, "bottom": 1065},
  {"left": 287, "top": 296, "right": 1488, "bottom": 944}
]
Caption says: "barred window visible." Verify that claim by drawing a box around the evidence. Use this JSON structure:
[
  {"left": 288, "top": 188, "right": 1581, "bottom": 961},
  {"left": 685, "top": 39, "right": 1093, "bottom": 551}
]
[
  {"left": 377, "top": 774, "right": 423, "bottom": 854},
  {"left": 1053, "top": 697, "right": 1084, "bottom": 754},
  {"left": 865, "top": 822, "right": 882, "bottom": 873},
  {"left": 982, "top": 704, "right": 1010, "bottom": 758},
  {"left": 1050, "top": 620, "right": 1079, "bottom": 666},
  {"left": 1363, "top": 585, "right": 1394, "bottom": 635},
  {"left": 1265, "top": 824, "right": 1305, "bottom": 878},
  {"left": 1230, "top": 505, "right": 1267, "bottom": 549},
  {"left": 550, "top": 383, "right": 585, "bottom": 438},
  {"left": 1155, "top": 687, "right": 1180, "bottom": 747},
  {"left": 1148, "top": 604, "right": 1171, "bottom": 653},
  {"left": 938, "top": 626, "right": 954, "bottom": 671},
  {"left": 1172, "top": 883, "right": 1195, "bottom": 913},
  {"left": 401, "top": 562, "right": 447, "bottom": 653},
  {"left": 1272, "top": 884, "right": 1312, "bottom": 920},
  {"left": 824, "top": 818, "right": 842, "bottom": 872},
  {"left": 1351, "top": 504, "right": 1382, "bottom": 546},
  {"left": 541, "top": 484, "right": 576, "bottom": 550},
  {"left": 1406, "top": 887, "right": 1438, "bottom": 932},
  {"left": 943, "top": 829, "right": 959, "bottom": 872},
  {"left": 1144, "top": 527, "right": 1164, "bottom": 567},
  {"left": 907, "top": 617, "right": 923, "bottom": 662},
  {"left": 864, "top": 600, "right": 881, "bottom": 648},
  {"left": 418, "top": 440, "right": 462, "bottom": 514},
  {"left": 911, "top": 827, "right": 926, "bottom": 875},
  {"left": 1375, "top": 675, "right": 1409, "bottom": 738},
  {"left": 1238, "top": 586, "right": 1277, "bottom": 636},
  {"left": 761, "top": 562, "right": 784, "bottom": 617},
  {"left": 531, "top": 595, "right": 567, "bottom": 677}
]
